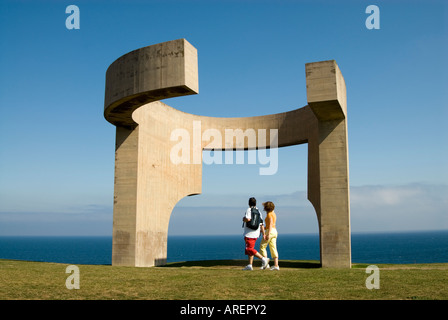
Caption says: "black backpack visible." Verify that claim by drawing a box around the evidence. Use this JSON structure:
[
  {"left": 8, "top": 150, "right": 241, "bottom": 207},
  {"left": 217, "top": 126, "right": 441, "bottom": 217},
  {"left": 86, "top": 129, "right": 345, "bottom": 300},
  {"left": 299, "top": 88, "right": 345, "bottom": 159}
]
[{"left": 245, "top": 207, "right": 262, "bottom": 230}]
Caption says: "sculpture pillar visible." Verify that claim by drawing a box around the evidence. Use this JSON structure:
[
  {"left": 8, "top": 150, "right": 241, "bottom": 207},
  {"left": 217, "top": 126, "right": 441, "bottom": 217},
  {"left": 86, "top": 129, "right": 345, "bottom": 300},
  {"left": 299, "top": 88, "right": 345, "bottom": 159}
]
[{"left": 306, "top": 61, "right": 351, "bottom": 268}]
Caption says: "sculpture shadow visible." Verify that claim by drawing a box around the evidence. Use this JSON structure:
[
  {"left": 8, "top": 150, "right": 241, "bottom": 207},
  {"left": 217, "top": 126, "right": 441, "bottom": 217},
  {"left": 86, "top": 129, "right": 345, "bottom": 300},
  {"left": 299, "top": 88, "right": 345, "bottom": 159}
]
[{"left": 162, "top": 259, "right": 321, "bottom": 269}]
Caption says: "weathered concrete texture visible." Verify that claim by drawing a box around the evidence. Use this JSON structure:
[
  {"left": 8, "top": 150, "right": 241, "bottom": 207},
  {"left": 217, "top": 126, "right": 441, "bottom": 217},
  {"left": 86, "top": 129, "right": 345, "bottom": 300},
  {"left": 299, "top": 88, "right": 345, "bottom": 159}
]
[
  {"left": 104, "top": 39, "right": 351, "bottom": 268},
  {"left": 104, "top": 38, "right": 198, "bottom": 128}
]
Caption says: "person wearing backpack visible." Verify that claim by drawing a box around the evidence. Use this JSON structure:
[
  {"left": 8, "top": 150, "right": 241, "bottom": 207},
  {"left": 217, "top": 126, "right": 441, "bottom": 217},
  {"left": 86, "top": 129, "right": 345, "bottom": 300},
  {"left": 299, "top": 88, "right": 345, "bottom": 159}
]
[{"left": 242, "top": 197, "right": 270, "bottom": 271}]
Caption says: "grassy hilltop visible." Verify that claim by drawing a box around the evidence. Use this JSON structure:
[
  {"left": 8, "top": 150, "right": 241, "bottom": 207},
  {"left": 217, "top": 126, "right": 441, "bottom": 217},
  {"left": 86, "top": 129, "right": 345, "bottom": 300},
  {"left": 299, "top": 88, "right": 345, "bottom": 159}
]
[{"left": 0, "top": 259, "right": 447, "bottom": 300}]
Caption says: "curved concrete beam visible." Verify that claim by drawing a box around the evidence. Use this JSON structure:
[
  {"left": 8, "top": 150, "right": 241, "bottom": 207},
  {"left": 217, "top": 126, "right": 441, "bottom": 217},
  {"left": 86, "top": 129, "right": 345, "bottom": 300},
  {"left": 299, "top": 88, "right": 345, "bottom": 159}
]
[{"left": 104, "top": 38, "right": 199, "bottom": 128}]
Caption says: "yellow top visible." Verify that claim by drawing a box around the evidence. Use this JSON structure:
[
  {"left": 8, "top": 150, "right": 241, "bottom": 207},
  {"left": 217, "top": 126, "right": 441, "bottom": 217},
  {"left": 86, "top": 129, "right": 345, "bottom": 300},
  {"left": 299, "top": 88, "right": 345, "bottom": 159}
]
[{"left": 265, "top": 211, "right": 276, "bottom": 230}]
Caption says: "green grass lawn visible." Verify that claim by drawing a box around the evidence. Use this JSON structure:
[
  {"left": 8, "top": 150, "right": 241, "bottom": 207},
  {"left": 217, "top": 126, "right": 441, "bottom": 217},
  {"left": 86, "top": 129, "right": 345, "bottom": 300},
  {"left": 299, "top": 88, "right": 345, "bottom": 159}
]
[{"left": 0, "top": 259, "right": 447, "bottom": 300}]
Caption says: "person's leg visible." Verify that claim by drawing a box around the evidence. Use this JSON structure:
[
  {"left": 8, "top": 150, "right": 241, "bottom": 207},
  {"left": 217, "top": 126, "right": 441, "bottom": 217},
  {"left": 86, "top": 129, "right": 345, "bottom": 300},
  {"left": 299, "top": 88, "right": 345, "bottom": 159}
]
[
  {"left": 259, "top": 237, "right": 268, "bottom": 258},
  {"left": 255, "top": 251, "right": 269, "bottom": 269},
  {"left": 245, "top": 237, "right": 268, "bottom": 268},
  {"left": 245, "top": 237, "right": 257, "bottom": 256},
  {"left": 269, "top": 231, "right": 279, "bottom": 269},
  {"left": 254, "top": 252, "right": 264, "bottom": 260},
  {"left": 243, "top": 237, "right": 257, "bottom": 270},
  {"left": 270, "top": 239, "right": 278, "bottom": 265}
]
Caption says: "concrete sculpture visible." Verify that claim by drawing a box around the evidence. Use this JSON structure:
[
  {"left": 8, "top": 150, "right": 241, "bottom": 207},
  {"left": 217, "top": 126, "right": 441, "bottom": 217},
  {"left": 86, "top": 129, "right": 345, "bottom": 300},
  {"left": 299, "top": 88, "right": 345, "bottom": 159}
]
[{"left": 104, "top": 39, "right": 351, "bottom": 268}]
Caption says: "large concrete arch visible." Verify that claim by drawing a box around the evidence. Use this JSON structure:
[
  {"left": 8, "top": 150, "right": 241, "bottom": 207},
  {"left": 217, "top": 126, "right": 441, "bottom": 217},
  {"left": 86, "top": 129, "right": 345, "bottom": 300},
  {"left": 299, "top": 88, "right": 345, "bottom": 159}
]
[{"left": 104, "top": 39, "right": 351, "bottom": 268}]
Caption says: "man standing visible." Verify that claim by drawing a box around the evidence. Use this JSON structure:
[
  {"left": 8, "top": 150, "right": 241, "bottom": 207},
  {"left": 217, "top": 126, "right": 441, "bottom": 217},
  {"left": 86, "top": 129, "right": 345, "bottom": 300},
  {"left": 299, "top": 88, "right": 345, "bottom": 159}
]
[{"left": 242, "top": 197, "right": 270, "bottom": 270}]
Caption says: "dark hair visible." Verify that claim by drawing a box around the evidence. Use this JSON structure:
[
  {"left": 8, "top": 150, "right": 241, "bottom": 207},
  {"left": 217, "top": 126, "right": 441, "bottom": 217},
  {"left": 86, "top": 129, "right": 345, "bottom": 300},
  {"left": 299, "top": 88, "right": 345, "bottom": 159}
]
[
  {"left": 263, "top": 201, "right": 275, "bottom": 213},
  {"left": 248, "top": 197, "right": 256, "bottom": 207}
]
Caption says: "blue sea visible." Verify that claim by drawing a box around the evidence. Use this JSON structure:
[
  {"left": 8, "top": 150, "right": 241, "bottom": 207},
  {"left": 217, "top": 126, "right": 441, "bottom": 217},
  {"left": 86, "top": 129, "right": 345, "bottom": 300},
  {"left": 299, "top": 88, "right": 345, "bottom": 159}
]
[{"left": 0, "top": 230, "right": 447, "bottom": 265}]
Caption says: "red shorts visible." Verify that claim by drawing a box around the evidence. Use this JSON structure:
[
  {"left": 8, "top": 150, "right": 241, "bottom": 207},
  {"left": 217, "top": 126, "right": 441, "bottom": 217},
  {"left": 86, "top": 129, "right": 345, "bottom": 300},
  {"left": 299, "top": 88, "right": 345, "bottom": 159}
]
[{"left": 244, "top": 237, "right": 258, "bottom": 256}]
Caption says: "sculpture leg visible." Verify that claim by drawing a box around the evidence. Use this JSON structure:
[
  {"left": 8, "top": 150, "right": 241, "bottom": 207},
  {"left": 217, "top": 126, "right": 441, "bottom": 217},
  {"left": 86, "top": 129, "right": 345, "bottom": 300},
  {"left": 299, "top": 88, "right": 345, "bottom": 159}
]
[
  {"left": 112, "top": 102, "right": 202, "bottom": 267},
  {"left": 112, "top": 126, "right": 139, "bottom": 266},
  {"left": 306, "top": 60, "right": 351, "bottom": 268},
  {"left": 317, "top": 119, "right": 351, "bottom": 268}
]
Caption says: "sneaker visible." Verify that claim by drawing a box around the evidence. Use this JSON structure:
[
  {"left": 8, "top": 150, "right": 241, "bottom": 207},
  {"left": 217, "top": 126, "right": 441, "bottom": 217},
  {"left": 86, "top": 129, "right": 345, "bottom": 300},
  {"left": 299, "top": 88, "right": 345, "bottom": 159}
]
[
  {"left": 270, "top": 266, "right": 280, "bottom": 271},
  {"left": 261, "top": 257, "right": 270, "bottom": 269},
  {"left": 260, "top": 264, "right": 270, "bottom": 270},
  {"left": 242, "top": 265, "right": 253, "bottom": 271}
]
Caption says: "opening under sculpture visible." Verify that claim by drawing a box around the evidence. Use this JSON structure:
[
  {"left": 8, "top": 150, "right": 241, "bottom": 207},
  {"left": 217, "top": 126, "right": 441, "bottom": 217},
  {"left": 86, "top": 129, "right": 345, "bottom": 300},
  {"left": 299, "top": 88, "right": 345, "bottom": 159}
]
[{"left": 104, "top": 39, "right": 351, "bottom": 268}]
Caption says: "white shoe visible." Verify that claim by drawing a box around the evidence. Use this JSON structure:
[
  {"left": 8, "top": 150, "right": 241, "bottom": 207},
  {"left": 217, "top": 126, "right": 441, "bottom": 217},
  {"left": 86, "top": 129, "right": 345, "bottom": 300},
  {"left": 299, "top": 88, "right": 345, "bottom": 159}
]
[
  {"left": 270, "top": 266, "right": 280, "bottom": 271},
  {"left": 242, "top": 265, "right": 253, "bottom": 271},
  {"left": 260, "top": 264, "right": 269, "bottom": 270},
  {"left": 261, "top": 257, "right": 270, "bottom": 269}
]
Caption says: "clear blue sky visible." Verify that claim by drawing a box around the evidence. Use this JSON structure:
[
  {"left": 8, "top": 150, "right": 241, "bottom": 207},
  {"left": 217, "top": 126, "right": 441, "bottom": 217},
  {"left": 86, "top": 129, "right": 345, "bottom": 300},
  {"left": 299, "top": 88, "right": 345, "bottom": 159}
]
[{"left": 0, "top": 0, "right": 447, "bottom": 236}]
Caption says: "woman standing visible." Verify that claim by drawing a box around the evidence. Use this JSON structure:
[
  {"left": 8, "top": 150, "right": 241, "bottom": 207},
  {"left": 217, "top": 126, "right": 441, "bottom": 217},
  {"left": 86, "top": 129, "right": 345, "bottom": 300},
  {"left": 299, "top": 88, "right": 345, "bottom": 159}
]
[{"left": 260, "top": 201, "right": 279, "bottom": 270}]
